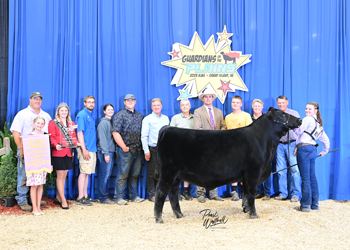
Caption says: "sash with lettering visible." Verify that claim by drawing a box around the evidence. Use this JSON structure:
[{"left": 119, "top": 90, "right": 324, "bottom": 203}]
[
  {"left": 22, "top": 134, "right": 52, "bottom": 176},
  {"left": 54, "top": 119, "right": 76, "bottom": 148}
]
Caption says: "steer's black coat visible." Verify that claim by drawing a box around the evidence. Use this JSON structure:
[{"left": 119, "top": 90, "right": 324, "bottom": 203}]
[{"left": 154, "top": 107, "right": 302, "bottom": 223}]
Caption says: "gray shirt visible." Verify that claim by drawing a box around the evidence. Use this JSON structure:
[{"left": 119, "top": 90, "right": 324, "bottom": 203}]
[
  {"left": 97, "top": 117, "right": 116, "bottom": 156},
  {"left": 279, "top": 108, "right": 300, "bottom": 142},
  {"left": 170, "top": 113, "right": 194, "bottom": 129}
]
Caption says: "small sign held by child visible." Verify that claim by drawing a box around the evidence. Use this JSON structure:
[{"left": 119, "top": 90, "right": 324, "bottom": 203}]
[{"left": 22, "top": 134, "right": 52, "bottom": 175}]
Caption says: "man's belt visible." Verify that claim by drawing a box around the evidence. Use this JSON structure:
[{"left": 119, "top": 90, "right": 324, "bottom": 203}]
[
  {"left": 279, "top": 140, "right": 296, "bottom": 145},
  {"left": 296, "top": 143, "right": 317, "bottom": 147}
]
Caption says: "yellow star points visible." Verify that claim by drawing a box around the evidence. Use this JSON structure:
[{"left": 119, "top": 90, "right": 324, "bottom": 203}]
[
  {"left": 161, "top": 29, "right": 251, "bottom": 104},
  {"left": 217, "top": 25, "right": 233, "bottom": 42}
]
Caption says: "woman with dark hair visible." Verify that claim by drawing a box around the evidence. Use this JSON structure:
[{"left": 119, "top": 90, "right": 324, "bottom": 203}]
[
  {"left": 294, "top": 102, "right": 330, "bottom": 212},
  {"left": 97, "top": 104, "right": 116, "bottom": 204},
  {"left": 49, "top": 102, "right": 79, "bottom": 209}
]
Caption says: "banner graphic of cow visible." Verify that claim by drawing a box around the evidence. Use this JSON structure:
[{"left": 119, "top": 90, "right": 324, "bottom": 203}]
[{"left": 161, "top": 26, "right": 252, "bottom": 104}]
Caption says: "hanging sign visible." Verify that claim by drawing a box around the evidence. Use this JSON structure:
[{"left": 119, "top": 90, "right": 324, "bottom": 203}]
[{"left": 161, "top": 26, "right": 251, "bottom": 104}]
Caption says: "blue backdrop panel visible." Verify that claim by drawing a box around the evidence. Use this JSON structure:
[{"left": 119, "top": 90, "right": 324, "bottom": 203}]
[{"left": 7, "top": 0, "right": 350, "bottom": 200}]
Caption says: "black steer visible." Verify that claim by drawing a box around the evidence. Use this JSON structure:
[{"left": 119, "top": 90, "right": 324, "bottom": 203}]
[{"left": 154, "top": 107, "right": 302, "bottom": 223}]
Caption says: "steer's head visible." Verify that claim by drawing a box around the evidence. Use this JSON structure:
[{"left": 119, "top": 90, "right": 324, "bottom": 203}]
[{"left": 266, "top": 107, "right": 302, "bottom": 130}]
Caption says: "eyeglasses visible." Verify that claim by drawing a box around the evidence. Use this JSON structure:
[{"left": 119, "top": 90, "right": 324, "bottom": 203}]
[{"left": 86, "top": 101, "right": 95, "bottom": 104}]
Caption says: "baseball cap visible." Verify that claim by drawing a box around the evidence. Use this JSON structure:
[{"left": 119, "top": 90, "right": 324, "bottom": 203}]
[
  {"left": 30, "top": 92, "right": 43, "bottom": 99},
  {"left": 124, "top": 94, "right": 135, "bottom": 100}
]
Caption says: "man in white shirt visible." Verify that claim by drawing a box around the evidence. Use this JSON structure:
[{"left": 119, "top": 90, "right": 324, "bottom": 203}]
[{"left": 10, "top": 92, "right": 52, "bottom": 212}]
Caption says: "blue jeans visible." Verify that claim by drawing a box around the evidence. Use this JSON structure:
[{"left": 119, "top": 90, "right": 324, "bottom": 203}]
[
  {"left": 97, "top": 151, "right": 115, "bottom": 203},
  {"left": 257, "top": 176, "right": 271, "bottom": 196},
  {"left": 15, "top": 149, "right": 29, "bottom": 205},
  {"left": 276, "top": 142, "right": 301, "bottom": 199},
  {"left": 297, "top": 145, "right": 319, "bottom": 210},
  {"left": 114, "top": 148, "right": 142, "bottom": 201}
]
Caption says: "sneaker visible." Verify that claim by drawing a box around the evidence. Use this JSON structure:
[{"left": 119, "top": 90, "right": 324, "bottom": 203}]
[
  {"left": 231, "top": 191, "right": 240, "bottom": 201},
  {"left": 18, "top": 204, "right": 33, "bottom": 212},
  {"left": 40, "top": 200, "right": 47, "bottom": 207},
  {"left": 130, "top": 197, "right": 144, "bottom": 203},
  {"left": 198, "top": 196, "right": 206, "bottom": 203},
  {"left": 76, "top": 197, "right": 92, "bottom": 206},
  {"left": 210, "top": 196, "right": 224, "bottom": 201},
  {"left": 182, "top": 191, "right": 193, "bottom": 201},
  {"left": 116, "top": 199, "right": 128, "bottom": 205},
  {"left": 148, "top": 197, "right": 155, "bottom": 202},
  {"left": 262, "top": 195, "right": 271, "bottom": 201},
  {"left": 255, "top": 193, "right": 265, "bottom": 199},
  {"left": 311, "top": 204, "right": 319, "bottom": 210},
  {"left": 274, "top": 195, "right": 287, "bottom": 201},
  {"left": 100, "top": 199, "right": 115, "bottom": 205},
  {"left": 300, "top": 206, "right": 311, "bottom": 212},
  {"left": 290, "top": 196, "right": 299, "bottom": 202},
  {"left": 86, "top": 196, "right": 99, "bottom": 203}
]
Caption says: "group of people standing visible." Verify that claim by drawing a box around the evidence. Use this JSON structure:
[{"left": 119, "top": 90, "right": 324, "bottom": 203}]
[
  {"left": 10, "top": 90, "right": 329, "bottom": 215},
  {"left": 252, "top": 95, "right": 330, "bottom": 212}
]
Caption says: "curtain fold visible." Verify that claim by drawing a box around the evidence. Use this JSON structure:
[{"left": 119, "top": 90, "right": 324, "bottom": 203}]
[{"left": 7, "top": 0, "right": 349, "bottom": 200}]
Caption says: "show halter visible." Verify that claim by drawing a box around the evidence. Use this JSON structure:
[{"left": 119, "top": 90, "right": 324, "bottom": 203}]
[{"left": 270, "top": 148, "right": 339, "bottom": 175}]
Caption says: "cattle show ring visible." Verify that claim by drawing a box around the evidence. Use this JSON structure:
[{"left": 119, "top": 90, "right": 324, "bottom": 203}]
[{"left": 1, "top": 1, "right": 349, "bottom": 249}]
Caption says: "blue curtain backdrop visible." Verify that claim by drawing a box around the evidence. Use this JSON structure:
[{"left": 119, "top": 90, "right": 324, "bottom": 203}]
[{"left": 7, "top": 0, "right": 349, "bottom": 200}]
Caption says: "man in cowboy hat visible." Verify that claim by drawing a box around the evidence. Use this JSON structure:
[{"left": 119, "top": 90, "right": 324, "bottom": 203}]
[{"left": 193, "top": 88, "right": 226, "bottom": 202}]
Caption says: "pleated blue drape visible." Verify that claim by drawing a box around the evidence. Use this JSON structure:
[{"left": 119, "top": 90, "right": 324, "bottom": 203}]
[{"left": 7, "top": 0, "right": 349, "bottom": 200}]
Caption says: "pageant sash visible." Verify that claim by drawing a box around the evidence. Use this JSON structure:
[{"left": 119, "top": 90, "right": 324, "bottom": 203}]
[{"left": 54, "top": 120, "right": 77, "bottom": 148}]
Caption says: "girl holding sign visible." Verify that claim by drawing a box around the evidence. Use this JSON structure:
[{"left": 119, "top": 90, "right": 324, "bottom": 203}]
[{"left": 26, "top": 116, "right": 49, "bottom": 215}]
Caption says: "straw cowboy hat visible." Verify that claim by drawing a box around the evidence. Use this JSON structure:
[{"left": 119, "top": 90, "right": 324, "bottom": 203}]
[{"left": 198, "top": 88, "right": 217, "bottom": 101}]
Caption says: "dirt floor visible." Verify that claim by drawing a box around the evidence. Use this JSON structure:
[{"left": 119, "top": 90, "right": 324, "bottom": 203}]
[{"left": 0, "top": 197, "right": 349, "bottom": 250}]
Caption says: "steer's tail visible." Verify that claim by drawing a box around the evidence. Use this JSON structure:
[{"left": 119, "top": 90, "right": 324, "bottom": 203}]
[{"left": 155, "top": 126, "right": 170, "bottom": 180}]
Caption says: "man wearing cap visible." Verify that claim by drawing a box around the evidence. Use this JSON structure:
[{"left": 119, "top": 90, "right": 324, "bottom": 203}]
[
  {"left": 10, "top": 92, "right": 52, "bottom": 212},
  {"left": 75, "top": 95, "right": 98, "bottom": 206},
  {"left": 193, "top": 89, "right": 226, "bottom": 203},
  {"left": 141, "top": 98, "right": 169, "bottom": 202},
  {"left": 112, "top": 94, "right": 144, "bottom": 205},
  {"left": 275, "top": 95, "right": 301, "bottom": 202}
]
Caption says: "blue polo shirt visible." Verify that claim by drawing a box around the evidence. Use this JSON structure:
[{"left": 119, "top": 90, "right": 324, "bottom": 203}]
[
  {"left": 141, "top": 112, "right": 169, "bottom": 154},
  {"left": 76, "top": 108, "right": 97, "bottom": 152}
]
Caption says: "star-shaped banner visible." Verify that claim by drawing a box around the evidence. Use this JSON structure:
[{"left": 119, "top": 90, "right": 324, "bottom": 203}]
[{"left": 161, "top": 26, "right": 251, "bottom": 104}]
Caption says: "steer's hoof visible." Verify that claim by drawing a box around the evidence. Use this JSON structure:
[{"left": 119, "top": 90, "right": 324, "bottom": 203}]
[
  {"left": 249, "top": 214, "right": 258, "bottom": 219},
  {"left": 174, "top": 212, "right": 184, "bottom": 219},
  {"left": 242, "top": 206, "right": 249, "bottom": 213},
  {"left": 155, "top": 217, "right": 164, "bottom": 223}
]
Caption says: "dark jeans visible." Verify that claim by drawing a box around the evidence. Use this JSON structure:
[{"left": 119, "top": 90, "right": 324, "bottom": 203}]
[
  {"left": 257, "top": 177, "right": 272, "bottom": 196},
  {"left": 297, "top": 145, "right": 319, "bottom": 210},
  {"left": 114, "top": 147, "right": 143, "bottom": 201},
  {"left": 146, "top": 146, "right": 158, "bottom": 199},
  {"left": 97, "top": 151, "right": 115, "bottom": 203}
]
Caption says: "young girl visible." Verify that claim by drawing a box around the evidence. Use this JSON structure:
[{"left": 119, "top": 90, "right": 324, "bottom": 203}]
[
  {"left": 294, "top": 102, "right": 330, "bottom": 212},
  {"left": 27, "top": 116, "right": 49, "bottom": 215}
]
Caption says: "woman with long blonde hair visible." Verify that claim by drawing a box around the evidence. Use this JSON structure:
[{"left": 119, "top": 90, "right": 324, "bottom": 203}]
[{"left": 48, "top": 102, "right": 79, "bottom": 209}]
